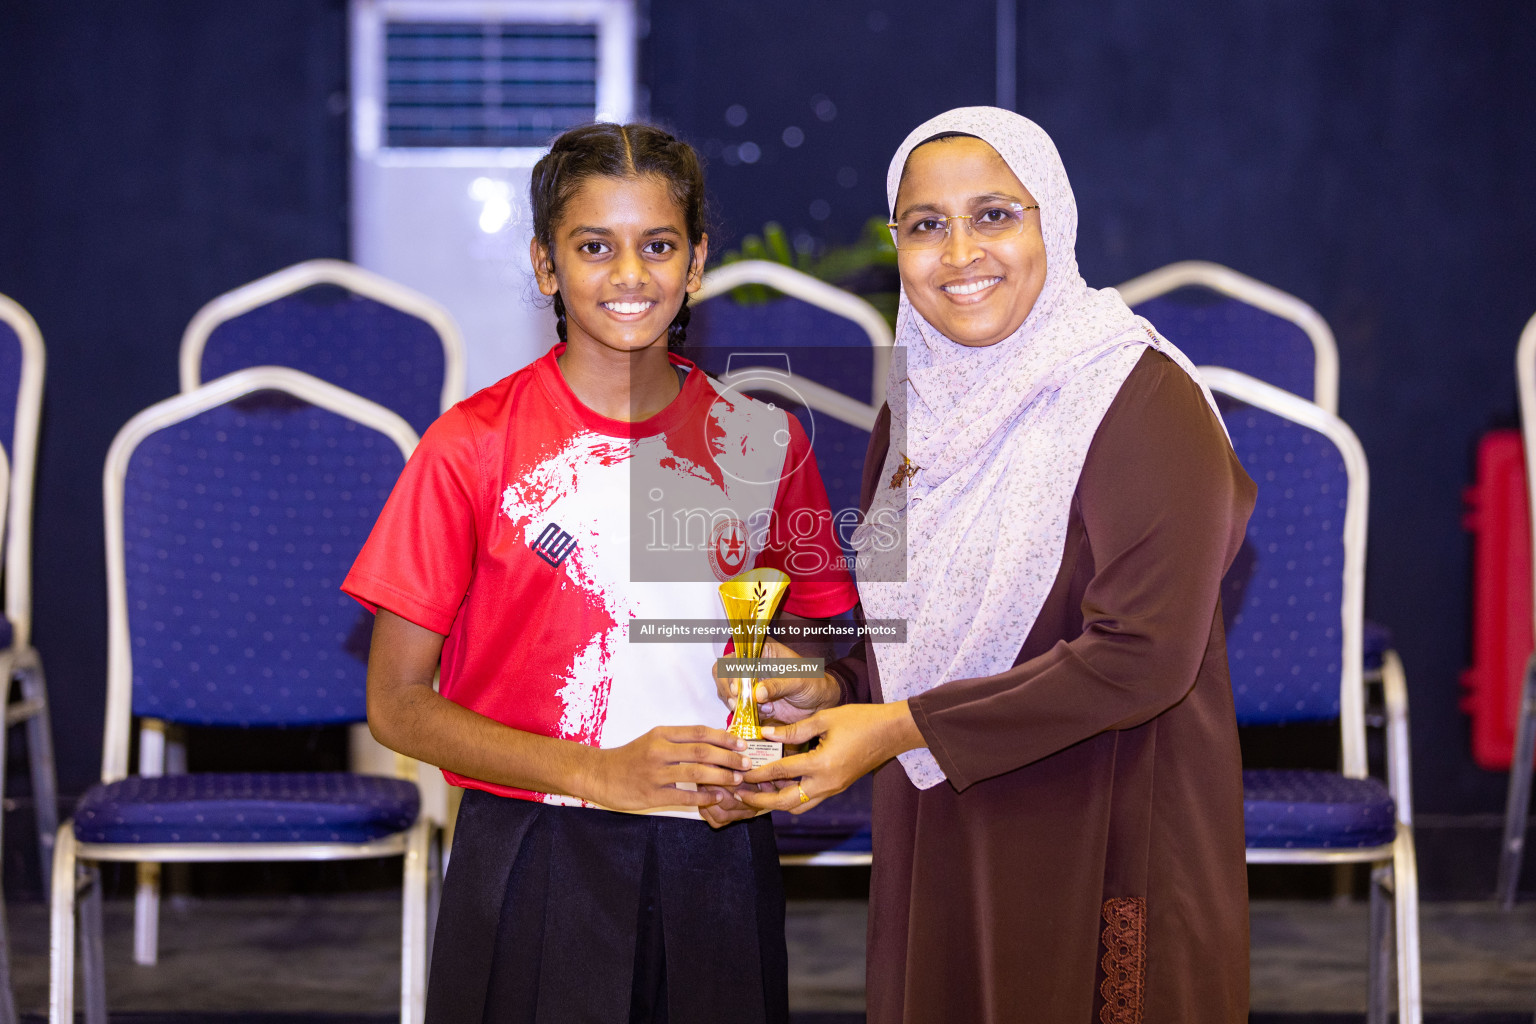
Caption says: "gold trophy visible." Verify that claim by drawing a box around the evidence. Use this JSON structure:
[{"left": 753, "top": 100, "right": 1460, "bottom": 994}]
[{"left": 719, "top": 567, "right": 791, "bottom": 768}]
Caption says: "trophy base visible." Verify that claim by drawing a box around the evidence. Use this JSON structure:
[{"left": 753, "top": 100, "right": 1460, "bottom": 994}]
[{"left": 744, "top": 740, "right": 783, "bottom": 769}]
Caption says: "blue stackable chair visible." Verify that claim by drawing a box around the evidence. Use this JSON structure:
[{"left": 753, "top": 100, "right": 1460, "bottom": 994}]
[
  {"left": 177, "top": 259, "right": 463, "bottom": 905},
  {"left": 50, "top": 367, "right": 434, "bottom": 1024},
  {"left": 1117, "top": 260, "right": 1339, "bottom": 412},
  {"left": 0, "top": 442, "right": 17, "bottom": 1022},
  {"left": 0, "top": 294, "right": 58, "bottom": 901},
  {"left": 692, "top": 260, "right": 892, "bottom": 531},
  {"left": 1119, "top": 262, "right": 1398, "bottom": 708},
  {"left": 178, "top": 258, "right": 466, "bottom": 438},
  {"left": 691, "top": 261, "right": 892, "bottom": 865},
  {"left": 1204, "top": 366, "right": 1421, "bottom": 1024},
  {"left": 1496, "top": 311, "right": 1536, "bottom": 907}
]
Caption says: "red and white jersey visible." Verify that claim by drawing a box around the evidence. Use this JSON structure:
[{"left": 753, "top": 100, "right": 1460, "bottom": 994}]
[{"left": 344, "top": 345, "right": 856, "bottom": 813}]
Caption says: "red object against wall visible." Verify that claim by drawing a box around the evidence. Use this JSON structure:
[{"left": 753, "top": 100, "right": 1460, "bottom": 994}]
[{"left": 1461, "top": 429, "right": 1534, "bottom": 770}]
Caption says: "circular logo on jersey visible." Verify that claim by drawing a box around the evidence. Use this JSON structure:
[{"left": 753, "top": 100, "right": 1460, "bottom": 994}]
[
  {"left": 707, "top": 363, "right": 816, "bottom": 488},
  {"left": 707, "top": 517, "right": 750, "bottom": 581}
]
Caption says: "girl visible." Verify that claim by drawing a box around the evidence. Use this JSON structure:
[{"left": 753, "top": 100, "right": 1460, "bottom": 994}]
[
  {"left": 738, "top": 107, "right": 1255, "bottom": 1022},
  {"left": 344, "top": 122, "right": 856, "bottom": 1024}
]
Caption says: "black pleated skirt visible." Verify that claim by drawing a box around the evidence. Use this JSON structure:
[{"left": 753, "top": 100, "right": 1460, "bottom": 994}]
[{"left": 426, "top": 789, "right": 788, "bottom": 1024}]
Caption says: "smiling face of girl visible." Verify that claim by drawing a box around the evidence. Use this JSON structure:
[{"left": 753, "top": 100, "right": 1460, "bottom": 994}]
[
  {"left": 893, "top": 136, "right": 1047, "bottom": 348},
  {"left": 532, "top": 173, "right": 708, "bottom": 357}
]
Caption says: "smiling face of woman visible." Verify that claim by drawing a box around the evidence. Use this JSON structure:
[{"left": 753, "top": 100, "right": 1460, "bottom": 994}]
[{"left": 893, "top": 136, "right": 1047, "bottom": 348}]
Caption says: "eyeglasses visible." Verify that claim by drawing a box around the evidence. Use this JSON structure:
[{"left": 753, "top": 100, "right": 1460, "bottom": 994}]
[{"left": 887, "top": 202, "right": 1039, "bottom": 251}]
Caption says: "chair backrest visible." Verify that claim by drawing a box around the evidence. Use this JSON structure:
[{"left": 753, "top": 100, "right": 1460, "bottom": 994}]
[
  {"left": 0, "top": 295, "right": 44, "bottom": 652},
  {"left": 692, "top": 261, "right": 893, "bottom": 543},
  {"left": 1517, "top": 312, "right": 1536, "bottom": 653},
  {"left": 1119, "top": 261, "right": 1339, "bottom": 414},
  {"left": 693, "top": 260, "right": 893, "bottom": 413},
  {"left": 101, "top": 366, "right": 418, "bottom": 784},
  {"left": 0, "top": 442, "right": 14, "bottom": 630},
  {"left": 179, "top": 259, "right": 465, "bottom": 437},
  {"left": 1202, "top": 366, "right": 1370, "bottom": 778}
]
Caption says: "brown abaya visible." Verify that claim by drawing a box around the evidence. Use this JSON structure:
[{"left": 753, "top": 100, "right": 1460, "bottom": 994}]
[{"left": 830, "top": 349, "right": 1256, "bottom": 1024}]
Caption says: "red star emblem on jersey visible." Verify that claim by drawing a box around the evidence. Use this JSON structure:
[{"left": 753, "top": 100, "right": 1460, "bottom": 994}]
[{"left": 707, "top": 518, "right": 749, "bottom": 581}]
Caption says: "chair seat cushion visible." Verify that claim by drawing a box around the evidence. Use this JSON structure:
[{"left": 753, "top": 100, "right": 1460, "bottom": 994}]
[
  {"left": 1243, "top": 769, "right": 1396, "bottom": 849},
  {"left": 73, "top": 771, "right": 419, "bottom": 844},
  {"left": 772, "top": 774, "right": 872, "bottom": 856},
  {"left": 1363, "top": 619, "right": 1393, "bottom": 671}
]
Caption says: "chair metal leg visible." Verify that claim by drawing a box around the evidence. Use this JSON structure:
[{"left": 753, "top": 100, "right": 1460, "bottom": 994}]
[
  {"left": 1367, "top": 863, "right": 1390, "bottom": 1024},
  {"left": 401, "top": 817, "right": 430, "bottom": 1024},
  {"left": 0, "top": 680, "right": 13, "bottom": 1024},
  {"left": 79, "top": 864, "right": 107, "bottom": 1024},
  {"left": 48, "top": 824, "right": 76, "bottom": 1024},
  {"left": 1331, "top": 862, "right": 1355, "bottom": 905},
  {"left": 162, "top": 727, "right": 193, "bottom": 908},
  {"left": 0, "top": 883, "right": 18, "bottom": 1024},
  {"left": 16, "top": 656, "right": 58, "bottom": 894},
  {"left": 134, "top": 861, "right": 161, "bottom": 966},
  {"left": 133, "top": 719, "right": 166, "bottom": 964},
  {"left": 426, "top": 826, "right": 442, "bottom": 971},
  {"left": 1497, "top": 655, "right": 1536, "bottom": 908},
  {"left": 165, "top": 731, "right": 187, "bottom": 775},
  {"left": 1392, "top": 824, "right": 1423, "bottom": 1024}
]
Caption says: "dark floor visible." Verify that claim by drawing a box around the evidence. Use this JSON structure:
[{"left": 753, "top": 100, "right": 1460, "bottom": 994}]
[
  {"left": 16, "top": 1019, "right": 1536, "bottom": 1024},
  {"left": 5, "top": 896, "right": 1536, "bottom": 1020},
  {"left": 20, "top": 1017, "right": 1532, "bottom": 1024}
]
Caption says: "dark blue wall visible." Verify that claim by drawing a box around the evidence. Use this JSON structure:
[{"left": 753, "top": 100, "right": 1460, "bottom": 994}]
[
  {"left": 643, "top": 3, "right": 995, "bottom": 251},
  {"left": 1, "top": 2, "right": 1534, "bottom": 892},
  {"left": 645, "top": 1, "right": 1536, "bottom": 829},
  {"left": 0, "top": 2, "right": 350, "bottom": 794}
]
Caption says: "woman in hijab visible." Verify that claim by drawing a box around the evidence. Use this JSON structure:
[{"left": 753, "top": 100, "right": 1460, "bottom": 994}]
[{"left": 735, "top": 107, "right": 1256, "bottom": 1023}]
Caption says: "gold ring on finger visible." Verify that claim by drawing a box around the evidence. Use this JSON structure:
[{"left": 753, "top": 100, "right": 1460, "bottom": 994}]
[{"left": 797, "top": 782, "right": 809, "bottom": 804}]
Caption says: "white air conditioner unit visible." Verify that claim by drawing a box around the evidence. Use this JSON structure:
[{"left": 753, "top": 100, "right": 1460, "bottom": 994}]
[{"left": 350, "top": 0, "right": 637, "bottom": 393}]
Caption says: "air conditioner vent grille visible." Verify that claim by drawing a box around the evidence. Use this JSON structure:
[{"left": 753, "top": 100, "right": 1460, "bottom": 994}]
[{"left": 384, "top": 21, "right": 598, "bottom": 148}]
